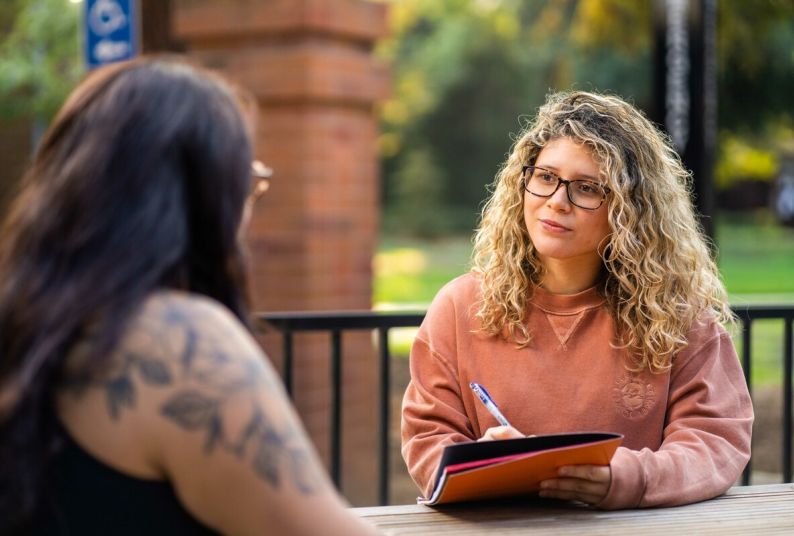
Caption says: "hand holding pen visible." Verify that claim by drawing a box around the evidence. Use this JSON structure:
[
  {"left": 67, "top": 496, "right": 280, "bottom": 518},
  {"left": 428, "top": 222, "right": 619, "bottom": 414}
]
[
  {"left": 470, "top": 381, "right": 525, "bottom": 441},
  {"left": 469, "top": 381, "right": 511, "bottom": 426}
]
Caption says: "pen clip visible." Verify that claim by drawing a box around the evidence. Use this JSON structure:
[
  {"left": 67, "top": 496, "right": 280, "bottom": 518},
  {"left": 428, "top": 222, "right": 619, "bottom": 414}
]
[
  {"left": 469, "top": 381, "right": 511, "bottom": 428},
  {"left": 470, "top": 382, "right": 491, "bottom": 400}
]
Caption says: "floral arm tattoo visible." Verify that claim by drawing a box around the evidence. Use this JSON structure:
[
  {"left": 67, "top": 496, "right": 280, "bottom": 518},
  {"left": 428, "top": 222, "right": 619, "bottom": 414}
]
[{"left": 66, "top": 296, "right": 320, "bottom": 495}]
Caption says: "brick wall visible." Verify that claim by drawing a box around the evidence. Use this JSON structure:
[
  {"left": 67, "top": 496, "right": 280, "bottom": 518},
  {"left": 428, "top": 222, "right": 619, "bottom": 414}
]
[{"left": 173, "top": 0, "right": 390, "bottom": 505}]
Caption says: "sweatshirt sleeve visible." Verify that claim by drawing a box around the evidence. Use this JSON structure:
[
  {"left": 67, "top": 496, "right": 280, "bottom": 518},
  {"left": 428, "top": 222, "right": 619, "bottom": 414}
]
[
  {"left": 598, "top": 326, "right": 753, "bottom": 509},
  {"left": 400, "top": 288, "right": 476, "bottom": 499}
]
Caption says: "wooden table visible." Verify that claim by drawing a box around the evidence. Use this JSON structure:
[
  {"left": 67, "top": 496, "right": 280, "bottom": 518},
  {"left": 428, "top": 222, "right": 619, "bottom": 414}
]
[{"left": 353, "top": 484, "right": 794, "bottom": 535}]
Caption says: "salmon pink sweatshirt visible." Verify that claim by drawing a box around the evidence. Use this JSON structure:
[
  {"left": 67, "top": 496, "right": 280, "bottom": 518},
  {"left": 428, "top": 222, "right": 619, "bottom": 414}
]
[{"left": 401, "top": 273, "right": 753, "bottom": 509}]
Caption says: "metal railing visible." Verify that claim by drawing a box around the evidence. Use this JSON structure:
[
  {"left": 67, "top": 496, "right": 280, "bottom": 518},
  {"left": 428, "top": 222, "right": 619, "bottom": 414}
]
[
  {"left": 258, "top": 304, "right": 794, "bottom": 504},
  {"left": 258, "top": 310, "right": 424, "bottom": 505},
  {"left": 732, "top": 305, "right": 794, "bottom": 485}
]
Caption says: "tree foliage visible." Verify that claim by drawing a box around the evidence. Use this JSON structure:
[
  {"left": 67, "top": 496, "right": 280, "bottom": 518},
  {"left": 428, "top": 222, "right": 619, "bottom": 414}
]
[
  {"left": 1, "top": 0, "right": 791, "bottom": 232},
  {"left": 0, "top": 0, "right": 83, "bottom": 122},
  {"left": 378, "top": 0, "right": 794, "bottom": 236},
  {"left": 718, "top": 0, "right": 794, "bottom": 133},
  {"left": 377, "top": 0, "right": 653, "bottom": 236}
]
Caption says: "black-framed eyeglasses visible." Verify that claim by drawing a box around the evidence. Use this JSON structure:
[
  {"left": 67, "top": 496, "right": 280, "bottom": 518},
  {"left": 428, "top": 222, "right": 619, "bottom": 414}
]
[
  {"left": 522, "top": 165, "right": 610, "bottom": 210},
  {"left": 250, "top": 160, "right": 273, "bottom": 201}
]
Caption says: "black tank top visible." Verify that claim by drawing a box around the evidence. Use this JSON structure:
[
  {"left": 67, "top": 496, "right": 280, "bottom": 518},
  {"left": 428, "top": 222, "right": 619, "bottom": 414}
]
[{"left": 29, "top": 426, "right": 219, "bottom": 535}]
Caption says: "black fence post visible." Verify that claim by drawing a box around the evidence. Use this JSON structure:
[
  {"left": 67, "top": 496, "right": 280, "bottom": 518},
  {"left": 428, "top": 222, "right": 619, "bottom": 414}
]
[{"left": 652, "top": 0, "right": 718, "bottom": 242}]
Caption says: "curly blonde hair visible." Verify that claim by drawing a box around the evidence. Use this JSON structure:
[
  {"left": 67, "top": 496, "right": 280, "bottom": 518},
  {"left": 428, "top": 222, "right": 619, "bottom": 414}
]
[{"left": 472, "top": 91, "right": 733, "bottom": 372}]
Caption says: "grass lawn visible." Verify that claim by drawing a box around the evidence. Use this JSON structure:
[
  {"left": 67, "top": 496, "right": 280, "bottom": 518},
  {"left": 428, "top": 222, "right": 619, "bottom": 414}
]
[
  {"left": 717, "top": 211, "right": 794, "bottom": 300},
  {"left": 374, "top": 211, "right": 794, "bottom": 386},
  {"left": 715, "top": 212, "right": 794, "bottom": 386},
  {"left": 374, "top": 235, "right": 473, "bottom": 308}
]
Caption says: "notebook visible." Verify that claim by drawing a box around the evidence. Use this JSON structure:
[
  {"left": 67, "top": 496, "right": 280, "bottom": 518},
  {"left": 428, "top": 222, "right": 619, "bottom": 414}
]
[{"left": 420, "top": 432, "right": 623, "bottom": 505}]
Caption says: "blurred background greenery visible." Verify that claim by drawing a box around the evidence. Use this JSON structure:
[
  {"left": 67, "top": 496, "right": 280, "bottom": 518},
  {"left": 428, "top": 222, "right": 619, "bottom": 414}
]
[
  {"left": 0, "top": 0, "right": 82, "bottom": 122},
  {"left": 375, "top": 0, "right": 794, "bottom": 238}
]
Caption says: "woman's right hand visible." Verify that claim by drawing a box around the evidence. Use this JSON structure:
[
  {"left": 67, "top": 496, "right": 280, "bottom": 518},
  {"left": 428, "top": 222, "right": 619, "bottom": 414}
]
[{"left": 478, "top": 425, "right": 525, "bottom": 441}]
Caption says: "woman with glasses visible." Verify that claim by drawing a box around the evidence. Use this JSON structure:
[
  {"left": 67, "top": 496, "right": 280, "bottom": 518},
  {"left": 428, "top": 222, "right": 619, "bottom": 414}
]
[
  {"left": 401, "top": 91, "right": 752, "bottom": 509},
  {"left": 0, "top": 57, "right": 377, "bottom": 535}
]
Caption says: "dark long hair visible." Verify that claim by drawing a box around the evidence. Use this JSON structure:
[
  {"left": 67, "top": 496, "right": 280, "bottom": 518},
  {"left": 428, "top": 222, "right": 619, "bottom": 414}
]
[{"left": 0, "top": 56, "right": 254, "bottom": 527}]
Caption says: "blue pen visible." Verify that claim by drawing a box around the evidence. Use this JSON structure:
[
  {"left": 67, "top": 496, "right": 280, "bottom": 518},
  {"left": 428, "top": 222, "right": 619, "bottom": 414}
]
[{"left": 469, "top": 381, "right": 512, "bottom": 427}]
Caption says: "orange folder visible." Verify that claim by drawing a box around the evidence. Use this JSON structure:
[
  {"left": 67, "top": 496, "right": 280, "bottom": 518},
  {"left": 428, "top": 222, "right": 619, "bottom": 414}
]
[{"left": 419, "top": 432, "right": 623, "bottom": 505}]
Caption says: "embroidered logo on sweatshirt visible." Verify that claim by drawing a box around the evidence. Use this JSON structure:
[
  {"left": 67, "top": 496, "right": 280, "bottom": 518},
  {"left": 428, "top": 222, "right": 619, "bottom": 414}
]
[{"left": 613, "top": 373, "right": 656, "bottom": 419}]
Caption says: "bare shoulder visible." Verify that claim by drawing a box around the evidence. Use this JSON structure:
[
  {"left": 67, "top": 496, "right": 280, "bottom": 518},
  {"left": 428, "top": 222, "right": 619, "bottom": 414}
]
[
  {"left": 59, "top": 291, "right": 376, "bottom": 534},
  {"left": 129, "top": 289, "right": 261, "bottom": 363},
  {"left": 76, "top": 290, "right": 280, "bottom": 419},
  {"left": 121, "top": 290, "right": 318, "bottom": 487},
  {"left": 124, "top": 288, "right": 280, "bottom": 392}
]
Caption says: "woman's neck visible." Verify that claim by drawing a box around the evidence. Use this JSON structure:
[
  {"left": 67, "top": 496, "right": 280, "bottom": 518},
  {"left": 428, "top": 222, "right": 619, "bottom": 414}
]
[{"left": 538, "top": 256, "right": 603, "bottom": 294}]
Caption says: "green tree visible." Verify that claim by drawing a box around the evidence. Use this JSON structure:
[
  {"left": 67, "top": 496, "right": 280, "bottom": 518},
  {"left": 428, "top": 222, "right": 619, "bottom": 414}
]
[
  {"left": 378, "top": 0, "right": 652, "bottom": 236},
  {"left": 378, "top": 0, "right": 794, "bottom": 236},
  {"left": 718, "top": 0, "right": 794, "bottom": 133},
  {"left": 716, "top": 2, "right": 794, "bottom": 189},
  {"left": 0, "top": 0, "right": 83, "bottom": 122}
]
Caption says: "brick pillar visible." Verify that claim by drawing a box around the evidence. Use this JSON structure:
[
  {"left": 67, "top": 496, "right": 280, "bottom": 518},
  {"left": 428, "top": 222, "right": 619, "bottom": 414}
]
[{"left": 173, "top": 0, "right": 389, "bottom": 505}]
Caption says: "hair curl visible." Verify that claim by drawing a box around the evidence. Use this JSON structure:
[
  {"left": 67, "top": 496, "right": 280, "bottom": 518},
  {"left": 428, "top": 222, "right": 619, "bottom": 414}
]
[{"left": 472, "top": 90, "right": 733, "bottom": 372}]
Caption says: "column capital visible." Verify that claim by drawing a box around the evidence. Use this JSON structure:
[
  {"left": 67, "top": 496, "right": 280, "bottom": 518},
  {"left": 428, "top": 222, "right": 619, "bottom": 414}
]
[
  {"left": 174, "top": 0, "right": 389, "bottom": 105},
  {"left": 174, "top": 0, "right": 388, "bottom": 45}
]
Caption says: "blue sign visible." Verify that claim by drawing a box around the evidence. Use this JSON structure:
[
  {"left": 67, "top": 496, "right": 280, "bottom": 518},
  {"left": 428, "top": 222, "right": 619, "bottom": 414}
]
[{"left": 84, "top": 0, "right": 139, "bottom": 69}]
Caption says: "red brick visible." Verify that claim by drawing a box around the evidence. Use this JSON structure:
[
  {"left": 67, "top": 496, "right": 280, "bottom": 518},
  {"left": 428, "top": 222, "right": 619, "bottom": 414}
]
[
  {"left": 174, "top": 0, "right": 388, "bottom": 44},
  {"left": 174, "top": 1, "right": 388, "bottom": 504}
]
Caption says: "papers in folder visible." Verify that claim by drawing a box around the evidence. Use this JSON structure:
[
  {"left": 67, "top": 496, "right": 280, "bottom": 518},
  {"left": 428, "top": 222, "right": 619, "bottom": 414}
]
[{"left": 419, "top": 432, "right": 623, "bottom": 505}]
